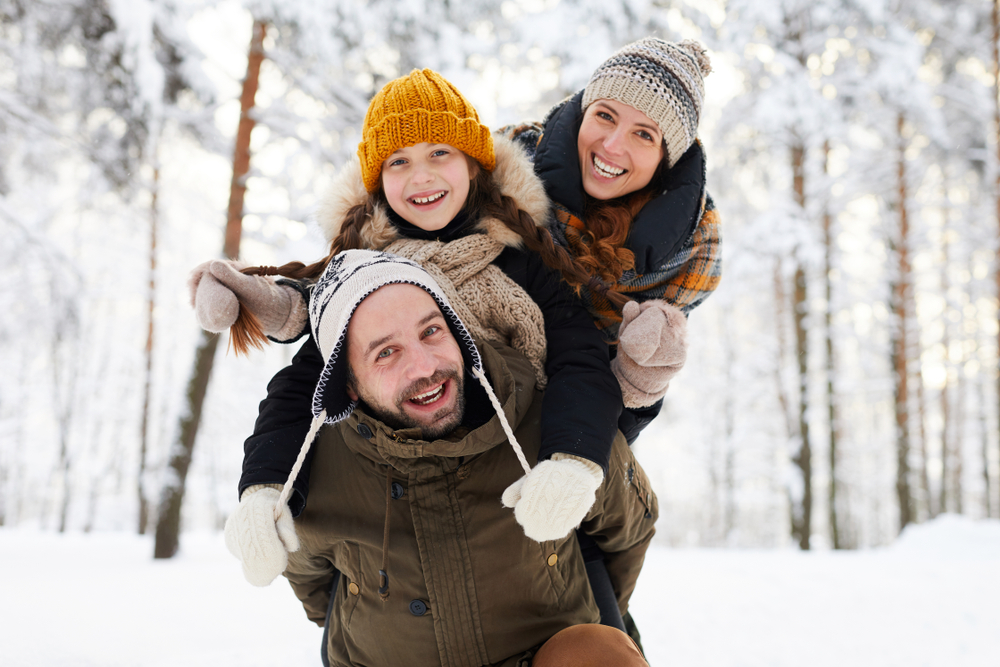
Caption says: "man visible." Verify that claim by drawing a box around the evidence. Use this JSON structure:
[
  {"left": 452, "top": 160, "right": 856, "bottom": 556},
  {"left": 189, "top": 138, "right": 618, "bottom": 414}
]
[{"left": 230, "top": 250, "right": 656, "bottom": 666}]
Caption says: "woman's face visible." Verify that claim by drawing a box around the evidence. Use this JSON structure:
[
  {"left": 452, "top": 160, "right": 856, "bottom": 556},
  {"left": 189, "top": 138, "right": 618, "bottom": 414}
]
[
  {"left": 577, "top": 99, "right": 664, "bottom": 200},
  {"left": 381, "top": 143, "right": 477, "bottom": 231}
]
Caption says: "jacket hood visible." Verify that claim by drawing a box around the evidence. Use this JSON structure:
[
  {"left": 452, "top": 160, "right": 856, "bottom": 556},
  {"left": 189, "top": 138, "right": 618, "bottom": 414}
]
[
  {"left": 338, "top": 339, "right": 538, "bottom": 478},
  {"left": 535, "top": 90, "right": 707, "bottom": 275},
  {"left": 317, "top": 135, "right": 552, "bottom": 251}
]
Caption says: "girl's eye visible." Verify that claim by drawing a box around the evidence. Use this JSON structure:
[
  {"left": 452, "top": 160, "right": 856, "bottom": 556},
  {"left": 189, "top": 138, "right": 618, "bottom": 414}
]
[
  {"left": 387, "top": 158, "right": 406, "bottom": 167},
  {"left": 431, "top": 149, "right": 449, "bottom": 157}
]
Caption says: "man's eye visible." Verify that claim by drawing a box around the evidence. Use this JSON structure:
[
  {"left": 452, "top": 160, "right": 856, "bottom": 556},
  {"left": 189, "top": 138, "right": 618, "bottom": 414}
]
[
  {"left": 423, "top": 325, "right": 441, "bottom": 337},
  {"left": 378, "top": 348, "right": 394, "bottom": 359}
]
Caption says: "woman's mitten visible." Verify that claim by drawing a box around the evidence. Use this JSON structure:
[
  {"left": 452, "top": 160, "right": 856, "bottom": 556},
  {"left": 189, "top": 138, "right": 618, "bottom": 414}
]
[
  {"left": 501, "top": 453, "right": 603, "bottom": 542},
  {"left": 223, "top": 484, "right": 300, "bottom": 587},
  {"left": 188, "top": 259, "right": 308, "bottom": 341},
  {"left": 612, "top": 299, "right": 687, "bottom": 408}
]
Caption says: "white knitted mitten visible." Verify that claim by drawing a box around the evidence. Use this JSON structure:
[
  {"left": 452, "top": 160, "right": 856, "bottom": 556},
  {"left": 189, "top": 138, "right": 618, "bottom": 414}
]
[
  {"left": 224, "top": 484, "right": 300, "bottom": 587},
  {"left": 188, "top": 259, "right": 308, "bottom": 341},
  {"left": 501, "top": 453, "right": 603, "bottom": 542}
]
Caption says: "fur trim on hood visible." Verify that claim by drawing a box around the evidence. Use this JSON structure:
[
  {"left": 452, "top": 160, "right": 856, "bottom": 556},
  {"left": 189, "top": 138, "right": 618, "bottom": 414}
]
[{"left": 315, "top": 135, "right": 551, "bottom": 250}]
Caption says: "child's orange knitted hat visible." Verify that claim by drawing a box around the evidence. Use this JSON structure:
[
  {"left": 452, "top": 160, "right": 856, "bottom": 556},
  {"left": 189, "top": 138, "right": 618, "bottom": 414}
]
[{"left": 357, "top": 69, "right": 496, "bottom": 192}]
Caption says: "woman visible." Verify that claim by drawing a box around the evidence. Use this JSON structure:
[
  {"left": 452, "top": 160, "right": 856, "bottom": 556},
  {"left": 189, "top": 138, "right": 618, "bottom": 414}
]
[{"left": 501, "top": 36, "right": 720, "bottom": 440}]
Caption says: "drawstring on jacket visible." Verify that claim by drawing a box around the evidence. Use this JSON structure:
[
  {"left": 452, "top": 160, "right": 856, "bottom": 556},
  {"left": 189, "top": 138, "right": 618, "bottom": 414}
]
[
  {"left": 274, "top": 408, "right": 327, "bottom": 522},
  {"left": 379, "top": 467, "right": 392, "bottom": 601}
]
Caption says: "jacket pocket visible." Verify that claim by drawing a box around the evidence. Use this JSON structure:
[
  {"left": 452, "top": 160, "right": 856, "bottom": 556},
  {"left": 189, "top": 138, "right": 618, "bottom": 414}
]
[
  {"left": 334, "top": 541, "right": 362, "bottom": 628},
  {"left": 626, "top": 456, "right": 657, "bottom": 521},
  {"left": 538, "top": 539, "right": 567, "bottom": 603}
]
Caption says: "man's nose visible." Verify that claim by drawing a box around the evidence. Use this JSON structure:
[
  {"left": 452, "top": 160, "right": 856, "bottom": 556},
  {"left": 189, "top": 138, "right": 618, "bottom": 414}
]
[{"left": 406, "top": 344, "right": 438, "bottom": 378}]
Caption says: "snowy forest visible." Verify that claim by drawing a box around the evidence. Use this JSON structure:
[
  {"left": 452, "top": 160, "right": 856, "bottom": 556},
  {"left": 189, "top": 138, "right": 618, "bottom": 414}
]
[{"left": 2, "top": 0, "right": 999, "bottom": 557}]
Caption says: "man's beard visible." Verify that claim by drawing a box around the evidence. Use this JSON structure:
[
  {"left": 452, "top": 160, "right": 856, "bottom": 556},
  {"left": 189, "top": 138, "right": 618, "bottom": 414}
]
[{"left": 353, "top": 367, "right": 466, "bottom": 440}]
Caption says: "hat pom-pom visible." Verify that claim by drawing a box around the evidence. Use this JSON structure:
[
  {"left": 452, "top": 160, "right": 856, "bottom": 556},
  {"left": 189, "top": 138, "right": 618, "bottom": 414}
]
[{"left": 680, "top": 39, "right": 712, "bottom": 76}]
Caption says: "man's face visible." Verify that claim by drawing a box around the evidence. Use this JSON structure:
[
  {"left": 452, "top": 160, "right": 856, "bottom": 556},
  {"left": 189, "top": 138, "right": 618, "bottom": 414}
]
[{"left": 345, "top": 284, "right": 466, "bottom": 439}]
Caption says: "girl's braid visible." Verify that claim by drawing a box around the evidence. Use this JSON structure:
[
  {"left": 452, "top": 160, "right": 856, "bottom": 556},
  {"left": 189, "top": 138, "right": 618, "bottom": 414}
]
[
  {"left": 228, "top": 200, "right": 375, "bottom": 355},
  {"left": 484, "top": 184, "right": 631, "bottom": 311}
]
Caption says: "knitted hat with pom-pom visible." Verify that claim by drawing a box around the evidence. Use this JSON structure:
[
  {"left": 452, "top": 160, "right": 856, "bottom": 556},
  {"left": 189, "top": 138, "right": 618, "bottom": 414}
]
[
  {"left": 358, "top": 69, "right": 495, "bottom": 192},
  {"left": 582, "top": 38, "right": 712, "bottom": 168}
]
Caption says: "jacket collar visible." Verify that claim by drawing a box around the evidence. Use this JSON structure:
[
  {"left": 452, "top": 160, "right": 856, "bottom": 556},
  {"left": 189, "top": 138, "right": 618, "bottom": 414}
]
[{"left": 534, "top": 91, "right": 708, "bottom": 274}]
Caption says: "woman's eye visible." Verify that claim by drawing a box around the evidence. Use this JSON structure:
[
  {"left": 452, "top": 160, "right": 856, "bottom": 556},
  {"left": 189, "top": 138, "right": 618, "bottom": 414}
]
[
  {"left": 637, "top": 130, "right": 654, "bottom": 142},
  {"left": 597, "top": 111, "right": 614, "bottom": 122}
]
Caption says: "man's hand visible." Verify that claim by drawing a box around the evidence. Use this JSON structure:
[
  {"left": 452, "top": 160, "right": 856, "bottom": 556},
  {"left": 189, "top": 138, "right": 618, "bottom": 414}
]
[
  {"left": 501, "top": 454, "right": 603, "bottom": 542},
  {"left": 188, "top": 259, "right": 308, "bottom": 340},
  {"left": 612, "top": 299, "right": 687, "bottom": 408},
  {"left": 224, "top": 484, "right": 300, "bottom": 587}
]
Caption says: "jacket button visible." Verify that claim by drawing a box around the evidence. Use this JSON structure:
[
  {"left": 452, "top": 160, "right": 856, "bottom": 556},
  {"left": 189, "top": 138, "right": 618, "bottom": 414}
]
[
  {"left": 391, "top": 482, "right": 405, "bottom": 500},
  {"left": 409, "top": 599, "right": 428, "bottom": 616},
  {"left": 457, "top": 464, "right": 471, "bottom": 480},
  {"left": 348, "top": 582, "right": 360, "bottom": 596},
  {"left": 357, "top": 424, "right": 373, "bottom": 439},
  {"left": 547, "top": 553, "right": 558, "bottom": 567}
]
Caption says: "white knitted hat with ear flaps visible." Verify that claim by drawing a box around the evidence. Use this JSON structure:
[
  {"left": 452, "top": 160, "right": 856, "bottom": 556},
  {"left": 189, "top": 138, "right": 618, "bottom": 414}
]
[{"left": 274, "top": 250, "right": 532, "bottom": 519}]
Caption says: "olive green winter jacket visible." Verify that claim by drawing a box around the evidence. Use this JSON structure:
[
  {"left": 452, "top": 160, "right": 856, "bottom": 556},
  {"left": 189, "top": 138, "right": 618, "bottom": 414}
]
[{"left": 283, "top": 340, "right": 658, "bottom": 667}]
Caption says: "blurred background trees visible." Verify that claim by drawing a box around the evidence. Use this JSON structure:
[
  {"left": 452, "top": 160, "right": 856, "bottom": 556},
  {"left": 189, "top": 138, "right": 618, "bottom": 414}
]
[{"left": 1, "top": 0, "right": 997, "bottom": 553}]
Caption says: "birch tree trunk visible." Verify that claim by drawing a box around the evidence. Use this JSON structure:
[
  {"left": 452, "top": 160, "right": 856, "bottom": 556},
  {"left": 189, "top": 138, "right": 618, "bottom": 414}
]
[
  {"left": 980, "top": 372, "right": 994, "bottom": 517},
  {"left": 935, "top": 179, "right": 951, "bottom": 520},
  {"left": 892, "top": 112, "right": 914, "bottom": 532},
  {"left": 993, "top": 0, "right": 1000, "bottom": 509},
  {"left": 153, "top": 20, "right": 266, "bottom": 559},
  {"left": 138, "top": 142, "right": 159, "bottom": 536},
  {"left": 791, "top": 141, "right": 812, "bottom": 550},
  {"left": 822, "top": 140, "right": 842, "bottom": 548}
]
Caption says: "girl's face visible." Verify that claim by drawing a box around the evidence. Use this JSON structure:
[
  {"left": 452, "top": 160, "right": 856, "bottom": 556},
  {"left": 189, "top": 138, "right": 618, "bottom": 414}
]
[
  {"left": 577, "top": 99, "right": 664, "bottom": 200},
  {"left": 381, "top": 143, "right": 477, "bottom": 231}
]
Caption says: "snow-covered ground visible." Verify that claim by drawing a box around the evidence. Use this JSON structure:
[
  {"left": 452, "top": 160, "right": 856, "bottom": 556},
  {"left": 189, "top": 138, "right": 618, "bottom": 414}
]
[{"left": 3, "top": 515, "right": 997, "bottom": 667}]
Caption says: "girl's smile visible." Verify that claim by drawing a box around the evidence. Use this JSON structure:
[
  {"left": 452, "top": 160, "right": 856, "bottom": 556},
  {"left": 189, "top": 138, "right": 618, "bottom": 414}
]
[{"left": 381, "top": 143, "right": 477, "bottom": 231}]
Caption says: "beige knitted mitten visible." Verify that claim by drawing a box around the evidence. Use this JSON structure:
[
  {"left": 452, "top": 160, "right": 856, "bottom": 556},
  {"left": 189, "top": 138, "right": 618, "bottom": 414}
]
[
  {"left": 612, "top": 299, "right": 687, "bottom": 409},
  {"left": 224, "top": 484, "right": 300, "bottom": 587},
  {"left": 188, "top": 259, "right": 308, "bottom": 341},
  {"left": 501, "top": 453, "right": 603, "bottom": 542}
]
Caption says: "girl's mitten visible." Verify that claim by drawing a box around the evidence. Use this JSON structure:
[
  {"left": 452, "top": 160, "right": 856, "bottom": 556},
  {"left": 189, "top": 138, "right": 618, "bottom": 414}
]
[{"left": 188, "top": 259, "right": 308, "bottom": 341}]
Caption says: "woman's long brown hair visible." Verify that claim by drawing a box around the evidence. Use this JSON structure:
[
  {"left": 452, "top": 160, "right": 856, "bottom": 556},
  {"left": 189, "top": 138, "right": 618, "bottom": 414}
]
[{"left": 564, "top": 152, "right": 668, "bottom": 284}]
